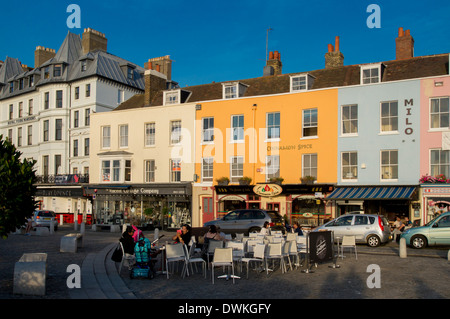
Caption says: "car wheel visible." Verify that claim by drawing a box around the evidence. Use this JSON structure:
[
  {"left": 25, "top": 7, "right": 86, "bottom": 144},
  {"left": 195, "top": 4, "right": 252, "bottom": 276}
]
[
  {"left": 248, "top": 227, "right": 260, "bottom": 234},
  {"left": 411, "top": 235, "right": 427, "bottom": 249},
  {"left": 367, "top": 235, "right": 380, "bottom": 247}
]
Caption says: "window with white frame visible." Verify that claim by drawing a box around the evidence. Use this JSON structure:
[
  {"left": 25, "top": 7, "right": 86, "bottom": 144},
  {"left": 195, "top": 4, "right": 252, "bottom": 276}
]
[
  {"left": 230, "top": 156, "right": 244, "bottom": 183},
  {"left": 164, "top": 91, "right": 179, "bottom": 105},
  {"left": 430, "top": 149, "right": 450, "bottom": 177},
  {"left": 119, "top": 125, "right": 128, "bottom": 148},
  {"left": 303, "top": 108, "right": 318, "bottom": 137},
  {"left": 124, "top": 160, "right": 131, "bottom": 182},
  {"left": 170, "top": 120, "right": 182, "bottom": 144},
  {"left": 381, "top": 101, "right": 398, "bottom": 132},
  {"left": 342, "top": 151, "right": 358, "bottom": 180},
  {"left": 102, "top": 126, "right": 111, "bottom": 148},
  {"left": 17, "top": 127, "right": 22, "bottom": 147},
  {"left": 170, "top": 159, "right": 181, "bottom": 182},
  {"left": 381, "top": 150, "right": 398, "bottom": 180},
  {"left": 265, "top": 155, "right": 280, "bottom": 181},
  {"left": 145, "top": 160, "right": 156, "bottom": 183},
  {"left": 361, "top": 65, "right": 381, "bottom": 84},
  {"left": 302, "top": 153, "right": 317, "bottom": 179},
  {"left": 202, "top": 157, "right": 214, "bottom": 182},
  {"left": 145, "top": 123, "right": 156, "bottom": 146},
  {"left": 223, "top": 83, "right": 237, "bottom": 99},
  {"left": 231, "top": 115, "right": 244, "bottom": 142},
  {"left": 430, "top": 97, "right": 449, "bottom": 129},
  {"left": 291, "top": 75, "right": 307, "bottom": 91},
  {"left": 43, "top": 120, "right": 49, "bottom": 142},
  {"left": 202, "top": 117, "right": 214, "bottom": 143},
  {"left": 266, "top": 112, "right": 280, "bottom": 140},
  {"left": 102, "top": 161, "right": 111, "bottom": 182},
  {"left": 112, "top": 160, "right": 121, "bottom": 181},
  {"left": 73, "top": 139, "right": 78, "bottom": 157},
  {"left": 342, "top": 104, "right": 358, "bottom": 135}
]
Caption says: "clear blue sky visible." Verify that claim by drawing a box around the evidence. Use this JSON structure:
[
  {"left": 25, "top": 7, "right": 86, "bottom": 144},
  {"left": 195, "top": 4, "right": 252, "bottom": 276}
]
[{"left": 1, "top": 0, "right": 450, "bottom": 87}]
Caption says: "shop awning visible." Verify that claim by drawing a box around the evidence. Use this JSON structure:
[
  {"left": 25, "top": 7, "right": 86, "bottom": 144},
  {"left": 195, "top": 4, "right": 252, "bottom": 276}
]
[{"left": 326, "top": 186, "right": 416, "bottom": 200}]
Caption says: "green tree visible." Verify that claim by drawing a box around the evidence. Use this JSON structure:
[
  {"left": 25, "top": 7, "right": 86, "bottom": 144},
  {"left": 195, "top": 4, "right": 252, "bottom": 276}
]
[{"left": 0, "top": 135, "right": 38, "bottom": 238}]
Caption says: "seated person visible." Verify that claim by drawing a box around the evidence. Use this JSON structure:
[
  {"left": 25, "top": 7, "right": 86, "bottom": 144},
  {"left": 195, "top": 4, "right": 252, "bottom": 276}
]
[
  {"left": 260, "top": 221, "right": 271, "bottom": 236},
  {"left": 292, "top": 222, "right": 303, "bottom": 236},
  {"left": 172, "top": 224, "right": 192, "bottom": 247},
  {"left": 120, "top": 226, "right": 136, "bottom": 267}
]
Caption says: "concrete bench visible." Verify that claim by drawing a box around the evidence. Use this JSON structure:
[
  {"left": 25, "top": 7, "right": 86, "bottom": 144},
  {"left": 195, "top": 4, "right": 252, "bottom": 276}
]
[
  {"left": 60, "top": 233, "right": 83, "bottom": 253},
  {"left": 13, "top": 253, "right": 47, "bottom": 296},
  {"left": 35, "top": 226, "right": 50, "bottom": 236},
  {"left": 92, "top": 224, "right": 121, "bottom": 233}
]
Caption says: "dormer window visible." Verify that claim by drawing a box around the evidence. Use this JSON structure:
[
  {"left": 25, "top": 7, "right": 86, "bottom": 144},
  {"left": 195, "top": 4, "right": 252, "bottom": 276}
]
[
  {"left": 81, "top": 60, "right": 87, "bottom": 72},
  {"left": 290, "top": 74, "right": 315, "bottom": 92},
  {"left": 222, "top": 82, "right": 248, "bottom": 99},
  {"left": 19, "top": 78, "right": 24, "bottom": 90},
  {"left": 361, "top": 64, "right": 383, "bottom": 84},
  {"left": 29, "top": 75, "right": 34, "bottom": 87},
  {"left": 9, "top": 82, "right": 13, "bottom": 93},
  {"left": 127, "top": 67, "right": 133, "bottom": 80},
  {"left": 164, "top": 91, "right": 179, "bottom": 105},
  {"left": 44, "top": 66, "right": 50, "bottom": 79},
  {"left": 53, "top": 64, "right": 62, "bottom": 77}
]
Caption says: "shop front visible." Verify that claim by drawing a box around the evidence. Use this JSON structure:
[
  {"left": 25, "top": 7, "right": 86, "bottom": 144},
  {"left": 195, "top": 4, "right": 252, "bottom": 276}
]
[
  {"left": 327, "top": 185, "right": 419, "bottom": 224},
  {"left": 203, "top": 183, "right": 335, "bottom": 228},
  {"left": 84, "top": 183, "right": 192, "bottom": 230},
  {"left": 420, "top": 184, "right": 450, "bottom": 225}
]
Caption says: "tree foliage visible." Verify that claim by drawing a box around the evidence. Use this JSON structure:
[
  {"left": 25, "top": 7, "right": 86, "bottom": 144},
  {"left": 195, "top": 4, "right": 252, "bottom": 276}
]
[{"left": 0, "top": 135, "right": 38, "bottom": 238}]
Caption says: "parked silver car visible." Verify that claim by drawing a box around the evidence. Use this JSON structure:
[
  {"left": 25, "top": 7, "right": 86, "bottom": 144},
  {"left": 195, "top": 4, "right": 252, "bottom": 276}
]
[
  {"left": 203, "top": 209, "right": 285, "bottom": 235},
  {"left": 33, "top": 210, "right": 58, "bottom": 231},
  {"left": 313, "top": 214, "right": 391, "bottom": 247}
]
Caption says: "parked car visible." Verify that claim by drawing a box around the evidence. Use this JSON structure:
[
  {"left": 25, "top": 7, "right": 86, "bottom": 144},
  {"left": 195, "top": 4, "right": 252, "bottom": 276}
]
[
  {"left": 313, "top": 213, "right": 391, "bottom": 247},
  {"left": 203, "top": 209, "right": 285, "bottom": 235},
  {"left": 401, "top": 212, "right": 450, "bottom": 249},
  {"left": 33, "top": 210, "right": 58, "bottom": 230}
]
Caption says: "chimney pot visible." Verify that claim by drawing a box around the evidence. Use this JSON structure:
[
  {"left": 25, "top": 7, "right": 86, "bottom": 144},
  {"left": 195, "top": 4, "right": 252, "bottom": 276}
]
[
  {"left": 269, "top": 51, "right": 274, "bottom": 60},
  {"left": 335, "top": 36, "right": 340, "bottom": 52},
  {"left": 265, "top": 50, "right": 282, "bottom": 75},
  {"left": 398, "top": 27, "right": 404, "bottom": 37}
]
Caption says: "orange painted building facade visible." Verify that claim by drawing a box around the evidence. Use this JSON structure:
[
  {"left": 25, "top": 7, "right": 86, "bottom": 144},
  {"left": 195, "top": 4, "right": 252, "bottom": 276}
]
[{"left": 192, "top": 87, "right": 338, "bottom": 227}]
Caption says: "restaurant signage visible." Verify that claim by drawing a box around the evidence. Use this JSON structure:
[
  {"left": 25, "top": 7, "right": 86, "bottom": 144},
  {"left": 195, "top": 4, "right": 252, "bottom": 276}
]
[
  {"left": 253, "top": 184, "right": 282, "bottom": 197},
  {"left": 308, "top": 231, "right": 333, "bottom": 263}
]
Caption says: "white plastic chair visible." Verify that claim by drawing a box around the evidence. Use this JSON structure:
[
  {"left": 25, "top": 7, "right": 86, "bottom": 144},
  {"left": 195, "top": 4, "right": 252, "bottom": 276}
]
[
  {"left": 165, "top": 243, "right": 188, "bottom": 279},
  {"left": 183, "top": 244, "right": 206, "bottom": 278},
  {"left": 207, "top": 240, "right": 224, "bottom": 266},
  {"left": 118, "top": 242, "right": 135, "bottom": 275},
  {"left": 341, "top": 235, "right": 357, "bottom": 260},
  {"left": 226, "top": 241, "right": 244, "bottom": 273},
  {"left": 235, "top": 233, "right": 244, "bottom": 241},
  {"left": 241, "top": 243, "right": 266, "bottom": 279},
  {"left": 245, "top": 238, "right": 263, "bottom": 257},
  {"left": 211, "top": 248, "right": 235, "bottom": 284},
  {"left": 286, "top": 232, "right": 297, "bottom": 242},
  {"left": 265, "top": 242, "right": 286, "bottom": 274}
]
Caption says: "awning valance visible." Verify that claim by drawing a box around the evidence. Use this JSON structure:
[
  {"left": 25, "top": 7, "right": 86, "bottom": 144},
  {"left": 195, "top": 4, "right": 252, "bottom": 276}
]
[{"left": 326, "top": 186, "right": 416, "bottom": 200}]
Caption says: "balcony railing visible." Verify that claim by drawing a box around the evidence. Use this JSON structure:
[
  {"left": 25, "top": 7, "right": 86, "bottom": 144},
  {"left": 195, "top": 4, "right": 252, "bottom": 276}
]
[{"left": 36, "top": 174, "right": 89, "bottom": 185}]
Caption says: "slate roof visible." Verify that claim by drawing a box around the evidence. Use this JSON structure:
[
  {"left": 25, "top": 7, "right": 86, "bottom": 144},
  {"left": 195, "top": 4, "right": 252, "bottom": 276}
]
[
  {"left": 114, "top": 53, "right": 449, "bottom": 111},
  {"left": 0, "top": 31, "right": 144, "bottom": 100}
]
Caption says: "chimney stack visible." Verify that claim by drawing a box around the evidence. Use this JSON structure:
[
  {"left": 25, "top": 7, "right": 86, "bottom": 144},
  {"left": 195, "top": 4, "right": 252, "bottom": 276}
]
[
  {"left": 34, "top": 46, "right": 56, "bottom": 68},
  {"left": 325, "top": 36, "right": 344, "bottom": 69},
  {"left": 396, "top": 27, "right": 414, "bottom": 60},
  {"left": 144, "top": 55, "right": 172, "bottom": 81},
  {"left": 264, "top": 50, "right": 282, "bottom": 76},
  {"left": 144, "top": 68, "right": 167, "bottom": 106},
  {"left": 82, "top": 28, "right": 107, "bottom": 54}
]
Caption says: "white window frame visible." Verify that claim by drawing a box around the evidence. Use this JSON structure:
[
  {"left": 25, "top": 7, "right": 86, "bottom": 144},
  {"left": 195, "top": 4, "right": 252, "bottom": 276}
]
[
  {"left": 164, "top": 90, "right": 180, "bottom": 105},
  {"left": 145, "top": 122, "right": 156, "bottom": 147},
  {"left": 102, "top": 126, "right": 111, "bottom": 149},
  {"left": 302, "top": 153, "right": 317, "bottom": 180},
  {"left": 266, "top": 112, "right": 280, "bottom": 141},
  {"left": 144, "top": 159, "right": 156, "bottom": 183},
  {"left": 380, "top": 101, "right": 399, "bottom": 133},
  {"left": 380, "top": 150, "right": 398, "bottom": 181},
  {"left": 223, "top": 83, "right": 238, "bottom": 99},
  {"left": 101, "top": 158, "right": 131, "bottom": 183},
  {"left": 361, "top": 64, "right": 381, "bottom": 84},
  {"left": 202, "top": 117, "right": 214, "bottom": 143},
  {"left": 170, "top": 158, "right": 182, "bottom": 182},
  {"left": 302, "top": 108, "right": 318, "bottom": 138},
  {"left": 341, "top": 104, "right": 358, "bottom": 136},
  {"left": 341, "top": 151, "right": 358, "bottom": 181},
  {"left": 430, "top": 97, "right": 450, "bottom": 130},
  {"left": 265, "top": 155, "right": 280, "bottom": 182},
  {"left": 230, "top": 156, "right": 244, "bottom": 183},
  {"left": 430, "top": 149, "right": 450, "bottom": 177},
  {"left": 202, "top": 157, "right": 214, "bottom": 183},
  {"left": 170, "top": 120, "right": 182, "bottom": 145},
  {"left": 231, "top": 115, "right": 244, "bottom": 142},
  {"left": 119, "top": 124, "right": 128, "bottom": 148}
]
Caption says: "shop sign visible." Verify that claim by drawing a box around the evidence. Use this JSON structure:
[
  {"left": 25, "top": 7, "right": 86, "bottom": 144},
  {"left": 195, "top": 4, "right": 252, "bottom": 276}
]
[
  {"left": 309, "top": 231, "right": 333, "bottom": 263},
  {"left": 253, "top": 184, "right": 282, "bottom": 197}
]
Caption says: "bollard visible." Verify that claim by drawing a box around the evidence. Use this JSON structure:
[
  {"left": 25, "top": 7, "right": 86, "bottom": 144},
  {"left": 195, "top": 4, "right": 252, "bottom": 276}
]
[
  {"left": 60, "top": 215, "right": 63, "bottom": 226},
  {"left": 49, "top": 221, "right": 54, "bottom": 235},
  {"left": 154, "top": 227, "right": 159, "bottom": 242},
  {"left": 448, "top": 249, "right": 450, "bottom": 261},
  {"left": 399, "top": 237, "right": 407, "bottom": 258},
  {"left": 80, "top": 222, "right": 85, "bottom": 234},
  {"left": 74, "top": 220, "right": 78, "bottom": 231}
]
